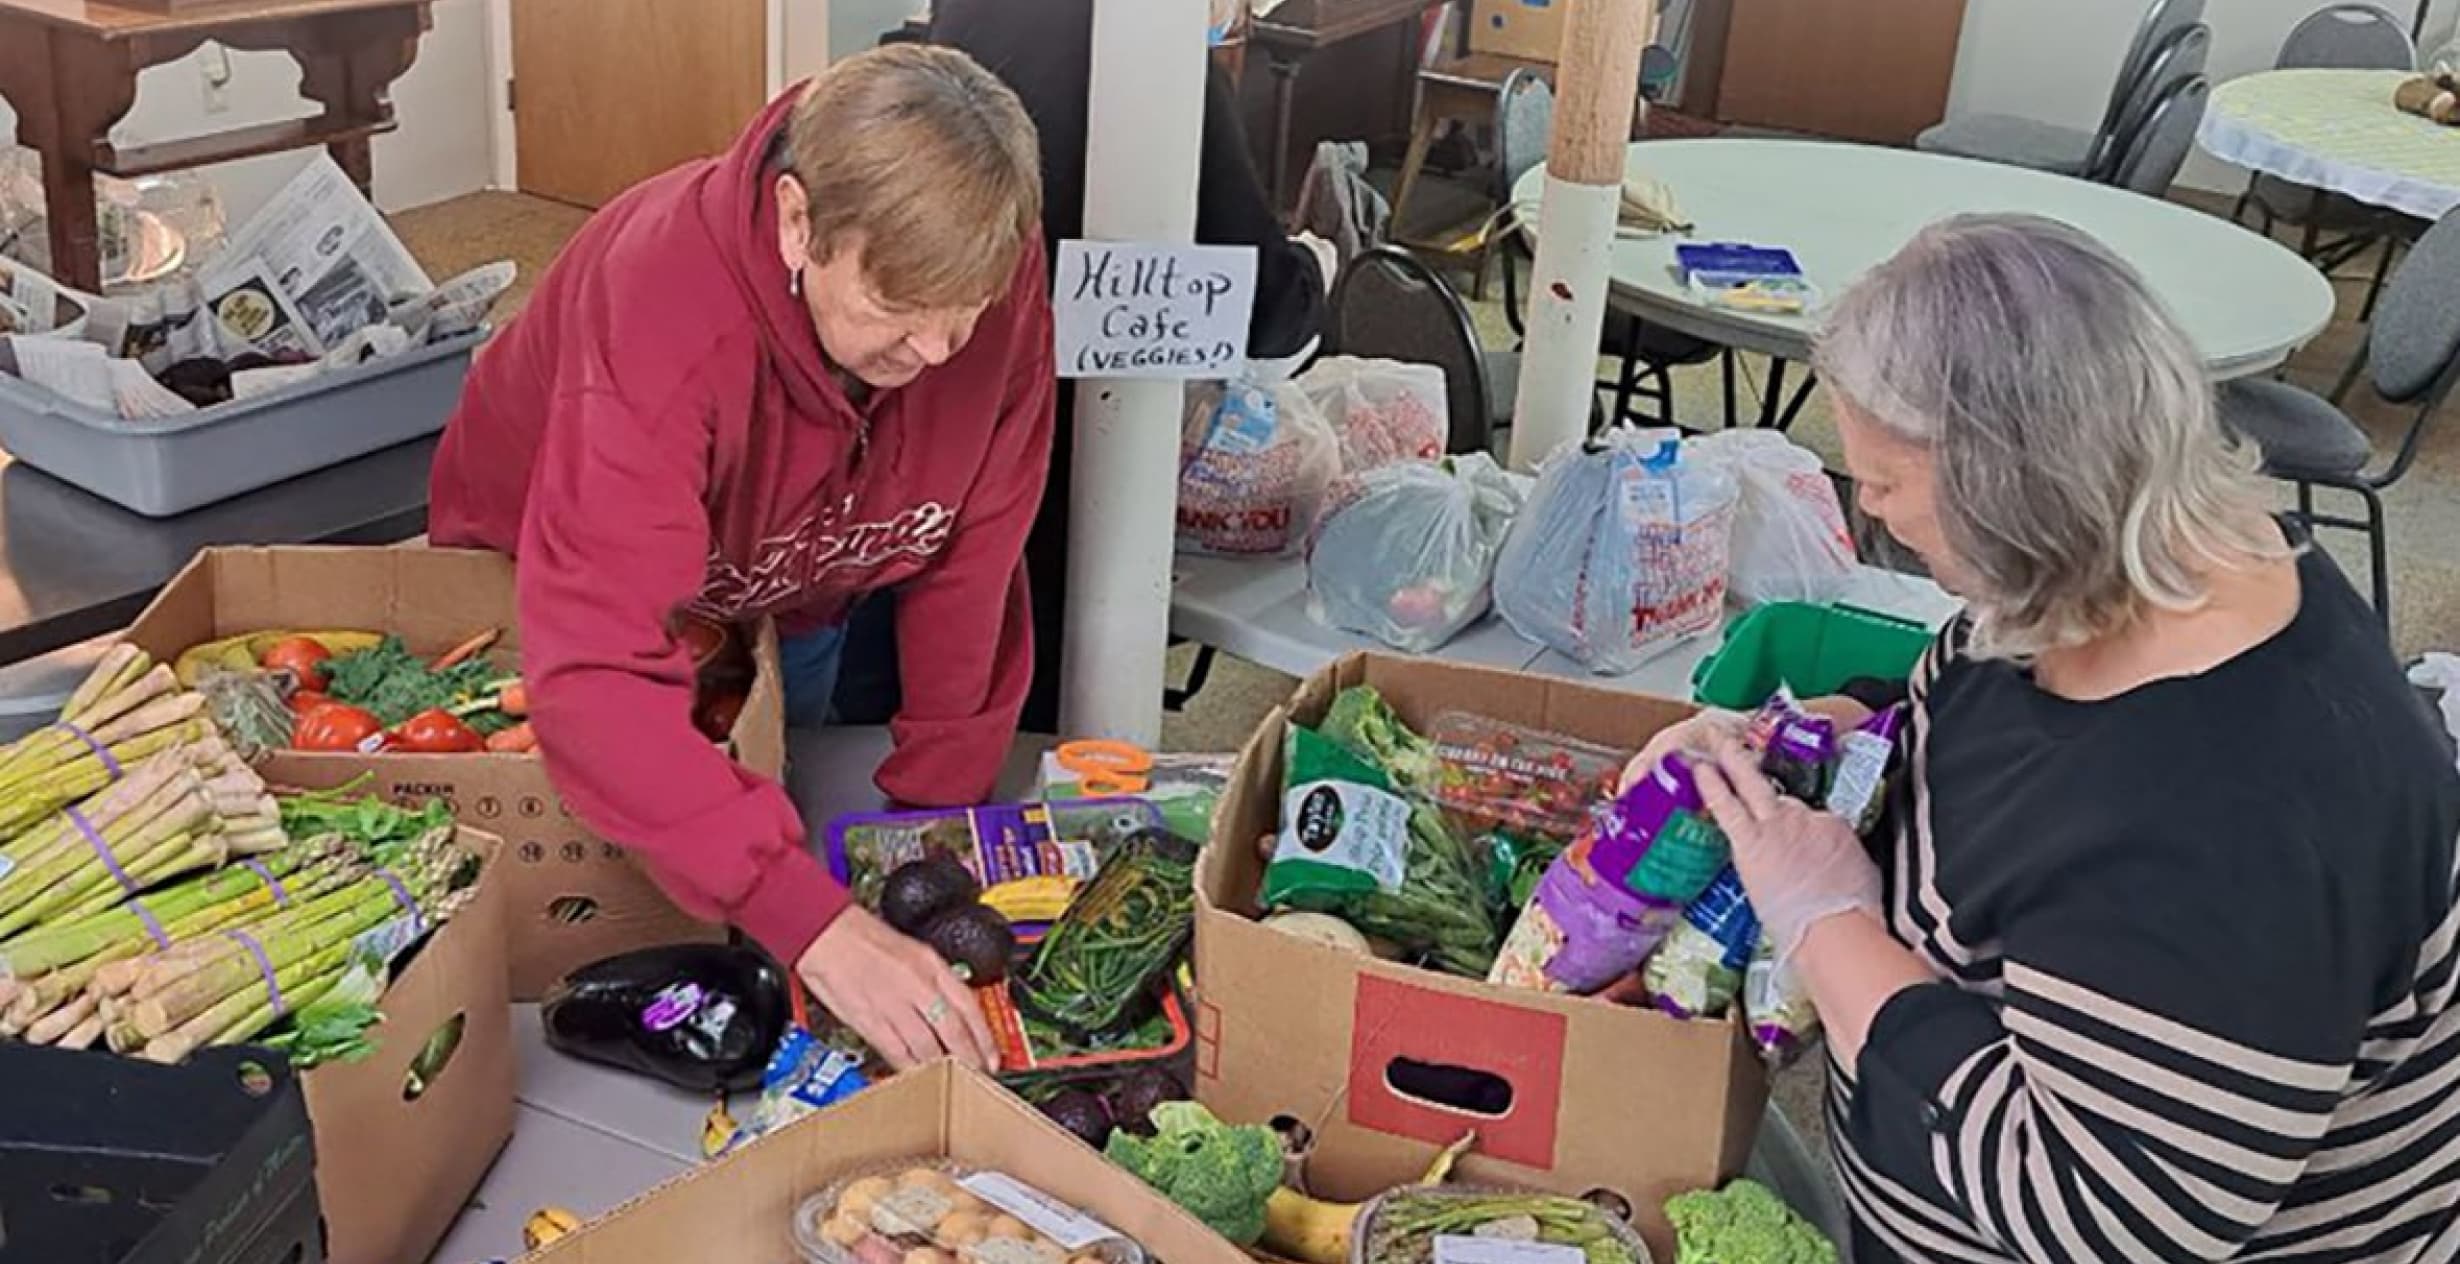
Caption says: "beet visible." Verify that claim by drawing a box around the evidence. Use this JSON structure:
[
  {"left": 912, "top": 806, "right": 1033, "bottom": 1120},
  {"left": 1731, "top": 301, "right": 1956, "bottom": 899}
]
[{"left": 1041, "top": 1088, "right": 1115, "bottom": 1149}]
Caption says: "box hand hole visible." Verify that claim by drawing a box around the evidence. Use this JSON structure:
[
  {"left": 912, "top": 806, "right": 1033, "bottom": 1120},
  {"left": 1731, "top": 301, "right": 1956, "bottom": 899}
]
[
  {"left": 547, "top": 896, "right": 600, "bottom": 925},
  {"left": 49, "top": 1184, "right": 113, "bottom": 1205},
  {"left": 402, "top": 1012, "right": 468, "bottom": 1102},
  {"left": 1384, "top": 1057, "right": 1514, "bottom": 1118}
]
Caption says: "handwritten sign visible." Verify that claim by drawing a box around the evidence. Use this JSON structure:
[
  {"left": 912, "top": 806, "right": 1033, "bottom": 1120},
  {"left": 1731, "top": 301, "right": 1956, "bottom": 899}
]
[{"left": 1054, "top": 240, "right": 1256, "bottom": 380}]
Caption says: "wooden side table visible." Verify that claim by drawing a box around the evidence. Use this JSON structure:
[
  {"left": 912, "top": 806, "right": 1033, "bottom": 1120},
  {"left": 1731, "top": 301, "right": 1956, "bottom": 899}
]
[{"left": 0, "top": 0, "right": 433, "bottom": 293}]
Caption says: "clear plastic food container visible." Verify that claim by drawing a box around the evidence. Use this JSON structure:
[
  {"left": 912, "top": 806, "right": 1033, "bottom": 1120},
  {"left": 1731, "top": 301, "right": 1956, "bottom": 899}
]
[{"left": 792, "top": 1162, "right": 1149, "bottom": 1264}]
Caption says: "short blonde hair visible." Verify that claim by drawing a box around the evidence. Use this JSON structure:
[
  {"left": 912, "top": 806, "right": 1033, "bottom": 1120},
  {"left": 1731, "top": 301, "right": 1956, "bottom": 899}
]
[
  {"left": 788, "top": 45, "right": 1042, "bottom": 310},
  {"left": 1813, "top": 214, "right": 2290, "bottom": 658}
]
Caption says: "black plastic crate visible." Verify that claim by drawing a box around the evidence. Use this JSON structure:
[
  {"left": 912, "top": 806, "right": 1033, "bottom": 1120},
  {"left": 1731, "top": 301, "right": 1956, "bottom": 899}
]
[{"left": 0, "top": 1043, "right": 322, "bottom": 1264}]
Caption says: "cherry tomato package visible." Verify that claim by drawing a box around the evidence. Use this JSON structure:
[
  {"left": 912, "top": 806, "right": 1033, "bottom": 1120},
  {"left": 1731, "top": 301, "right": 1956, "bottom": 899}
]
[{"left": 1429, "top": 711, "right": 1629, "bottom": 843}]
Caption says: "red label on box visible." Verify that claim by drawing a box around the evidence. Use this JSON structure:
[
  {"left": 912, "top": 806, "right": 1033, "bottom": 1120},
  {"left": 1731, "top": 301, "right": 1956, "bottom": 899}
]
[{"left": 1347, "top": 975, "right": 1566, "bottom": 1170}]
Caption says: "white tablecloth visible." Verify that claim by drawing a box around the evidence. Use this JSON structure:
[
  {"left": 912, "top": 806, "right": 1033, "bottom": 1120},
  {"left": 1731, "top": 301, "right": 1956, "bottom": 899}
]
[{"left": 2200, "top": 68, "right": 2460, "bottom": 222}]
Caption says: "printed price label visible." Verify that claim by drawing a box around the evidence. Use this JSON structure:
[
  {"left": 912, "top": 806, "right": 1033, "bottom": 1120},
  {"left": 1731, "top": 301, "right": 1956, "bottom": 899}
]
[
  {"left": 959, "top": 1172, "right": 1121, "bottom": 1251},
  {"left": 1433, "top": 1237, "right": 1587, "bottom": 1264}
]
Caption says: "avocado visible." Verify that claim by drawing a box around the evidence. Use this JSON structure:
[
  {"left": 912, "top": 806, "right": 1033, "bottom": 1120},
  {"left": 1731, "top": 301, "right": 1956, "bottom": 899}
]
[
  {"left": 880, "top": 857, "right": 981, "bottom": 934},
  {"left": 923, "top": 904, "right": 1017, "bottom": 985},
  {"left": 1108, "top": 1066, "right": 1187, "bottom": 1136}
]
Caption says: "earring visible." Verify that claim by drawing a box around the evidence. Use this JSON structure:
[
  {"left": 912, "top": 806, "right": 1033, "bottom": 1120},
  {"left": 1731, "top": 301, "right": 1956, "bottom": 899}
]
[{"left": 789, "top": 267, "right": 804, "bottom": 298}]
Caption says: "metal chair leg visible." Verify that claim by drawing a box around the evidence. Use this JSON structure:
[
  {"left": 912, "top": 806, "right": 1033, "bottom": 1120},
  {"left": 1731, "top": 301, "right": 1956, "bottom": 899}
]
[
  {"left": 2360, "top": 484, "right": 2391, "bottom": 624},
  {"left": 1774, "top": 371, "right": 1819, "bottom": 432},
  {"left": 2360, "top": 238, "right": 2398, "bottom": 325},
  {"left": 2296, "top": 481, "right": 2315, "bottom": 523},
  {"left": 1163, "top": 644, "right": 1219, "bottom": 713},
  {"left": 1757, "top": 359, "right": 1790, "bottom": 429},
  {"left": 1720, "top": 350, "right": 1738, "bottom": 430}
]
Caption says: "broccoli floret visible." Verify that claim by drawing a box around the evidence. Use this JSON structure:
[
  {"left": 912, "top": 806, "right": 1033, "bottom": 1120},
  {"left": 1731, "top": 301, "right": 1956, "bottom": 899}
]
[
  {"left": 1665, "top": 1180, "right": 1837, "bottom": 1264},
  {"left": 1320, "top": 687, "right": 1442, "bottom": 796},
  {"left": 1103, "top": 1101, "right": 1284, "bottom": 1246}
]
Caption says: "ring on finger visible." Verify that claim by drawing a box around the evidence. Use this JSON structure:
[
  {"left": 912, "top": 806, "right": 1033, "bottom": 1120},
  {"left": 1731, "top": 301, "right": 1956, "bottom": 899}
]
[{"left": 924, "top": 996, "right": 951, "bottom": 1025}]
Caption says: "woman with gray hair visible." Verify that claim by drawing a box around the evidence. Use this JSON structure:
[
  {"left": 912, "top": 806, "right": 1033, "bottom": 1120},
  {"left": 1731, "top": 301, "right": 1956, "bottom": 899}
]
[{"left": 1637, "top": 214, "right": 2460, "bottom": 1261}]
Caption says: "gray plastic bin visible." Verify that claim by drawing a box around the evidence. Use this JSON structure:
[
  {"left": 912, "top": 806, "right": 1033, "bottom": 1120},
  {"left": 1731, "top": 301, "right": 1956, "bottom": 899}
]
[{"left": 0, "top": 330, "right": 481, "bottom": 518}]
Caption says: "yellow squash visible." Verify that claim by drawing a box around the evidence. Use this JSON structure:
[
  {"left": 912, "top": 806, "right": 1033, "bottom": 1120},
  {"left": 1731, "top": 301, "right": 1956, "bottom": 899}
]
[{"left": 981, "top": 875, "right": 1081, "bottom": 922}]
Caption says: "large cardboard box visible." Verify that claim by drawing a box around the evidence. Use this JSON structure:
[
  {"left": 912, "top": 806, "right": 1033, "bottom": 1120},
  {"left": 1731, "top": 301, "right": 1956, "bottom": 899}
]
[
  {"left": 305, "top": 827, "right": 516, "bottom": 1264},
  {"left": 1470, "top": 0, "right": 1570, "bottom": 63},
  {"left": 526, "top": 1062, "right": 1254, "bottom": 1264},
  {"left": 125, "top": 546, "right": 788, "bottom": 998},
  {"left": 1196, "top": 654, "right": 1768, "bottom": 1260}
]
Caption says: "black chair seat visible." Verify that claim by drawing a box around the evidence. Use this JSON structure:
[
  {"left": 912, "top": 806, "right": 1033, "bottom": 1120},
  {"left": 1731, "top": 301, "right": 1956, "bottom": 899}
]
[{"left": 2219, "top": 378, "right": 2375, "bottom": 478}]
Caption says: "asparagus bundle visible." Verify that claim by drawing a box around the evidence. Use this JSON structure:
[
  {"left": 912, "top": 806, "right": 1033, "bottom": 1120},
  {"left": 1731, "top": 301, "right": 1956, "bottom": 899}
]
[
  {"left": 0, "top": 737, "right": 283, "bottom": 942},
  {"left": 0, "top": 645, "right": 212, "bottom": 839},
  {"left": 113, "top": 827, "right": 474, "bottom": 1064}
]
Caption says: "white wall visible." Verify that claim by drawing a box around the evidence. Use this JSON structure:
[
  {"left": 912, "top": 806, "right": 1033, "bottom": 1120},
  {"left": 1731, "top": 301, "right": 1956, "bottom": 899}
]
[
  {"left": 830, "top": 0, "right": 927, "bottom": 63},
  {"left": 1946, "top": 0, "right": 2443, "bottom": 192},
  {"left": 0, "top": 0, "right": 493, "bottom": 232}
]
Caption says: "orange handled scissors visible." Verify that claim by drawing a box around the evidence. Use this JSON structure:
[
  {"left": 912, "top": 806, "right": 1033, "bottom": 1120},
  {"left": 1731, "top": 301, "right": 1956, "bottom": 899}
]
[{"left": 1056, "top": 739, "right": 1154, "bottom": 797}]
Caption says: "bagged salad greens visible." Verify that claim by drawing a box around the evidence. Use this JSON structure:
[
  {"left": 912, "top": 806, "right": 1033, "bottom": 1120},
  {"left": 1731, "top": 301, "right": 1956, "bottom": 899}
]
[
  {"left": 1263, "top": 692, "right": 1500, "bottom": 976},
  {"left": 1644, "top": 866, "right": 1761, "bottom": 1019}
]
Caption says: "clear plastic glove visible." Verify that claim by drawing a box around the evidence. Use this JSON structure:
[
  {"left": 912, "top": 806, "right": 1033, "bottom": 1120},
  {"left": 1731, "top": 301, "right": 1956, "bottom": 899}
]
[
  {"left": 1690, "top": 737, "right": 1883, "bottom": 963},
  {"left": 1617, "top": 708, "right": 1749, "bottom": 792}
]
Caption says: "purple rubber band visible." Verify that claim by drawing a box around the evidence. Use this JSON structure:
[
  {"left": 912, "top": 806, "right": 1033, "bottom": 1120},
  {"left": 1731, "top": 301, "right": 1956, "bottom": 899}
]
[
  {"left": 128, "top": 896, "right": 170, "bottom": 950},
  {"left": 52, "top": 721, "right": 120, "bottom": 781},
  {"left": 67, "top": 807, "right": 137, "bottom": 896},
  {"left": 224, "top": 929, "right": 285, "bottom": 1018},
  {"left": 375, "top": 868, "right": 425, "bottom": 937},
  {"left": 242, "top": 860, "right": 290, "bottom": 908}
]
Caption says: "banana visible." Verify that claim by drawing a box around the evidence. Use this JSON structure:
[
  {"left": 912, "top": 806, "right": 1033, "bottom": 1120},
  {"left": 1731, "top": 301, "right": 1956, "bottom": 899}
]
[
  {"left": 1261, "top": 1131, "right": 1478, "bottom": 1264},
  {"left": 981, "top": 875, "right": 1081, "bottom": 922},
  {"left": 173, "top": 630, "right": 385, "bottom": 687},
  {"left": 522, "top": 1206, "right": 583, "bottom": 1250}
]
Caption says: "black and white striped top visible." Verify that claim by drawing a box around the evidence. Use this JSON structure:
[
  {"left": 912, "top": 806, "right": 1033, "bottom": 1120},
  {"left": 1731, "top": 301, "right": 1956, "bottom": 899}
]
[{"left": 1832, "top": 545, "right": 2460, "bottom": 1263}]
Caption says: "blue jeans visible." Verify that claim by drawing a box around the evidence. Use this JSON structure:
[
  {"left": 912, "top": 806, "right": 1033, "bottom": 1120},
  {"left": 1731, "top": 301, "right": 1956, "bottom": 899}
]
[{"left": 780, "top": 591, "right": 902, "bottom": 730}]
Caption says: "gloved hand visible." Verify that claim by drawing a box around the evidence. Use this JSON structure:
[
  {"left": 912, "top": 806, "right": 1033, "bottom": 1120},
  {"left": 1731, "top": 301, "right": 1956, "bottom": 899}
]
[
  {"left": 1617, "top": 708, "right": 1748, "bottom": 793},
  {"left": 1690, "top": 738, "right": 1883, "bottom": 963}
]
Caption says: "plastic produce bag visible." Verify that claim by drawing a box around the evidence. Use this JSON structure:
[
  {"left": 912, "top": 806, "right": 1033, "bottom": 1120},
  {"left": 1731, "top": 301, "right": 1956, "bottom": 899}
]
[
  {"left": 1305, "top": 455, "right": 1527, "bottom": 652},
  {"left": 1296, "top": 355, "right": 1447, "bottom": 473},
  {"left": 1687, "top": 430, "right": 1857, "bottom": 607},
  {"left": 540, "top": 943, "right": 792, "bottom": 1093},
  {"left": 1177, "top": 373, "right": 1340, "bottom": 556},
  {"left": 1493, "top": 430, "right": 1740, "bottom": 673}
]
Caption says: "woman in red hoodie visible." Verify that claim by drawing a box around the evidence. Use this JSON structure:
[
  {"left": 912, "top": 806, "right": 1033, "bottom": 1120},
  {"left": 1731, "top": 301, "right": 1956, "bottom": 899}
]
[{"left": 428, "top": 46, "right": 1051, "bottom": 1070}]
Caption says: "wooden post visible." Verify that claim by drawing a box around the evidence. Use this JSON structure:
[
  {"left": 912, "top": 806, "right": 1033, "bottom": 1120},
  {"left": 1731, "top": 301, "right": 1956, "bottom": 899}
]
[
  {"left": 1060, "top": 0, "right": 1209, "bottom": 745},
  {"left": 1507, "top": 0, "right": 1654, "bottom": 472}
]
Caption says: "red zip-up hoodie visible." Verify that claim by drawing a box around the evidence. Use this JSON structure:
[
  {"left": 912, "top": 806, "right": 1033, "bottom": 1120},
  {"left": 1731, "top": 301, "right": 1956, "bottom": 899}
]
[{"left": 428, "top": 86, "right": 1055, "bottom": 965}]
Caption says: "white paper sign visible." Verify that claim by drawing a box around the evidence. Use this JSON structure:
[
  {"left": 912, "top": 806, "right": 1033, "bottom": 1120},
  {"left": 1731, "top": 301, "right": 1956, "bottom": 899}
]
[
  {"left": 1054, "top": 240, "right": 1256, "bottom": 380},
  {"left": 1433, "top": 1237, "right": 1587, "bottom": 1264}
]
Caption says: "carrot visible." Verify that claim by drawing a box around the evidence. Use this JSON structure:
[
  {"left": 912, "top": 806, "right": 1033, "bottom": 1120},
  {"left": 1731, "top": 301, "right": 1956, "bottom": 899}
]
[
  {"left": 431, "top": 628, "right": 501, "bottom": 671},
  {"left": 497, "top": 682, "right": 529, "bottom": 717},
  {"left": 486, "top": 722, "right": 538, "bottom": 754}
]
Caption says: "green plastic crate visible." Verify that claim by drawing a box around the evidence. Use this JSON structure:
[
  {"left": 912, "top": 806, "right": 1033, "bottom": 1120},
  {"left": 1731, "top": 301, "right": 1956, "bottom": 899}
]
[{"left": 1691, "top": 602, "right": 1934, "bottom": 710}]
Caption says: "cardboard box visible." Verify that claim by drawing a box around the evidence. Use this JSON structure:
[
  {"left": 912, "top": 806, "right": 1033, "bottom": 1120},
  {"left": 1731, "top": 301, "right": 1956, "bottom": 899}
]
[
  {"left": 525, "top": 1062, "right": 1255, "bottom": 1264},
  {"left": 1470, "top": 0, "right": 1570, "bottom": 63},
  {"left": 1195, "top": 654, "right": 1768, "bottom": 1260},
  {"left": 124, "top": 546, "right": 789, "bottom": 998},
  {"left": 304, "top": 826, "right": 516, "bottom": 1264}
]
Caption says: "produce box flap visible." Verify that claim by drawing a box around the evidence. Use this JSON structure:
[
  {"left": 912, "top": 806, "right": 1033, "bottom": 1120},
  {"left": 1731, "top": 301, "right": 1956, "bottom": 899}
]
[
  {"left": 527, "top": 1066, "right": 1251, "bottom": 1264},
  {"left": 303, "top": 827, "right": 516, "bottom": 1264}
]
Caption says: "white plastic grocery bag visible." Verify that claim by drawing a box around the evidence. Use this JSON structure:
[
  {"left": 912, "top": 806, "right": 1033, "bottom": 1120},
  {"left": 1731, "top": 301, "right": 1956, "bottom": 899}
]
[
  {"left": 1296, "top": 355, "right": 1449, "bottom": 474},
  {"left": 1177, "top": 373, "right": 1342, "bottom": 557},
  {"left": 1686, "top": 430, "right": 1858, "bottom": 607},
  {"left": 1493, "top": 429, "right": 1739, "bottom": 673},
  {"left": 1305, "top": 454, "right": 1531, "bottom": 652}
]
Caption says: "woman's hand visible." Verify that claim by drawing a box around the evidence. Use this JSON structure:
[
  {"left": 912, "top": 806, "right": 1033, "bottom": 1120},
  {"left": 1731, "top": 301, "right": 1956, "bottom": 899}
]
[
  {"left": 1689, "top": 738, "right": 1883, "bottom": 961},
  {"left": 1618, "top": 709, "right": 1749, "bottom": 792},
  {"left": 796, "top": 906, "right": 998, "bottom": 1071}
]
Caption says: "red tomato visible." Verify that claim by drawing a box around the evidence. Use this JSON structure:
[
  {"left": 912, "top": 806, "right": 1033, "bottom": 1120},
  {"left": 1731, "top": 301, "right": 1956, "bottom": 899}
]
[
  {"left": 295, "top": 703, "right": 387, "bottom": 753},
  {"left": 260, "top": 636, "right": 334, "bottom": 686},
  {"left": 390, "top": 708, "right": 486, "bottom": 754},
  {"left": 290, "top": 689, "right": 332, "bottom": 713}
]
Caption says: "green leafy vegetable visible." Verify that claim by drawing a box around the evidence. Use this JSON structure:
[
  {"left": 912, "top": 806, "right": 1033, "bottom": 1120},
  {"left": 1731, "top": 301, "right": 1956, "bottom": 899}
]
[
  {"left": 325, "top": 636, "right": 516, "bottom": 733},
  {"left": 277, "top": 778, "right": 454, "bottom": 865},
  {"left": 1103, "top": 1101, "right": 1283, "bottom": 1246},
  {"left": 1322, "top": 686, "right": 1445, "bottom": 797},
  {"left": 259, "top": 961, "right": 386, "bottom": 1068},
  {"left": 1665, "top": 1180, "right": 1837, "bottom": 1264}
]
